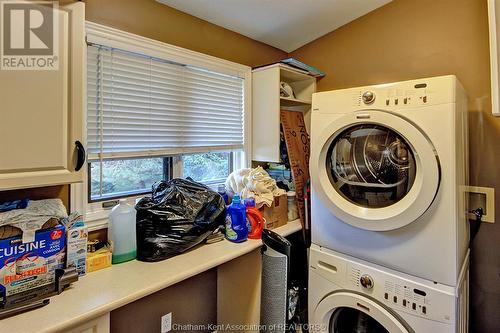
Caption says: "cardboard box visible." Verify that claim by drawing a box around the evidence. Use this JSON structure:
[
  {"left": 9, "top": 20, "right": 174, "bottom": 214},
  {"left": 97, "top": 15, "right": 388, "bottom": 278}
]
[
  {"left": 260, "top": 194, "right": 288, "bottom": 230},
  {"left": 86, "top": 246, "right": 112, "bottom": 273},
  {"left": 0, "top": 224, "right": 66, "bottom": 297}
]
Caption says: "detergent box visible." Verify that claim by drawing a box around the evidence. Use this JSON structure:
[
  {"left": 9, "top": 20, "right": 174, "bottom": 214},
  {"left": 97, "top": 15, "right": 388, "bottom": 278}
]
[
  {"left": 0, "top": 224, "right": 66, "bottom": 297},
  {"left": 63, "top": 213, "right": 87, "bottom": 276},
  {"left": 0, "top": 199, "right": 69, "bottom": 298}
]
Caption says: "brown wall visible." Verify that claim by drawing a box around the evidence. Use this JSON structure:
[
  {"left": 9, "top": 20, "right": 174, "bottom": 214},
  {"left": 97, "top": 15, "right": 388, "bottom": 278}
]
[
  {"left": 290, "top": 0, "right": 499, "bottom": 331},
  {"left": 110, "top": 269, "right": 217, "bottom": 333},
  {"left": 83, "top": 0, "right": 286, "bottom": 68}
]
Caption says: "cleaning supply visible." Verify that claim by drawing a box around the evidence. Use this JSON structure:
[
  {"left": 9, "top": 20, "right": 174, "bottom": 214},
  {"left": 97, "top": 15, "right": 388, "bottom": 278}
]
[
  {"left": 108, "top": 199, "right": 137, "bottom": 264},
  {"left": 246, "top": 200, "right": 265, "bottom": 240},
  {"left": 244, "top": 198, "right": 256, "bottom": 232},
  {"left": 218, "top": 184, "right": 229, "bottom": 205},
  {"left": 225, "top": 194, "right": 248, "bottom": 243},
  {"left": 63, "top": 213, "right": 88, "bottom": 276}
]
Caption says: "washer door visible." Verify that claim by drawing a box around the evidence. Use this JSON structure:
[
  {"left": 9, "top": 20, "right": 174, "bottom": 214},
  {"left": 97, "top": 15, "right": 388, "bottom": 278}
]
[
  {"left": 314, "top": 291, "right": 414, "bottom": 333},
  {"left": 310, "top": 110, "right": 440, "bottom": 231}
]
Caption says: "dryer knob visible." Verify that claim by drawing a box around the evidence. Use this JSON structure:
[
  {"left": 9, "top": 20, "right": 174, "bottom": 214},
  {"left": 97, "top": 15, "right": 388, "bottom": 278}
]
[
  {"left": 362, "top": 91, "right": 376, "bottom": 104},
  {"left": 360, "top": 274, "right": 374, "bottom": 289}
]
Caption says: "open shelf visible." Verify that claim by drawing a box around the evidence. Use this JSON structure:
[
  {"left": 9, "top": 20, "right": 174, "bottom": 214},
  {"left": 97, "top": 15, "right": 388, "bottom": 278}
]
[
  {"left": 252, "top": 63, "right": 316, "bottom": 162},
  {"left": 280, "top": 96, "right": 312, "bottom": 106}
]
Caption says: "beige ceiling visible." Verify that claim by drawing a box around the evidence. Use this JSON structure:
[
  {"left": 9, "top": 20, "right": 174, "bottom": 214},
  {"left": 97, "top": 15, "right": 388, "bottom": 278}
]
[{"left": 157, "top": 0, "right": 392, "bottom": 52}]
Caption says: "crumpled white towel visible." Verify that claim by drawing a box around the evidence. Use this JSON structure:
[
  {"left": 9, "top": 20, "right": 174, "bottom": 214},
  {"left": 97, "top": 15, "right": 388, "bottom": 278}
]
[{"left": 225, "top": 166, "right": 286, "bottom": 208}]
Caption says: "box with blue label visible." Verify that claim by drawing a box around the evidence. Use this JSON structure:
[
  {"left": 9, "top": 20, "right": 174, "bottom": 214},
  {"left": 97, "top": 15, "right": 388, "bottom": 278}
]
[
  {"left": 0, "top": 199, "right": 68, "bottom": 297},
  {"left": 0, "top": 223, "right": 66, "bottom": 297}
]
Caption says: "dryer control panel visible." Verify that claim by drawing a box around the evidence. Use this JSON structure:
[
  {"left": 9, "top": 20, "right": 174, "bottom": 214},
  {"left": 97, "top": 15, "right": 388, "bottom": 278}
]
[
  {"left": 310, "top": 246, "right": 461, "bottom": 325},
  {"left": 355, "top": 86, "right": 433, "bottom": 108},
  {"left": 313, "top": 75, "right": 464, "bottom": 114}
]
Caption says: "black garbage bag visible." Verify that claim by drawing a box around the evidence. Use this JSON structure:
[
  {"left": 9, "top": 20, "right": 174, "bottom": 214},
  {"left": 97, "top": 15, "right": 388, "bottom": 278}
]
[{"left": 135, "top": 178, "right": 226, "bottom": 262}]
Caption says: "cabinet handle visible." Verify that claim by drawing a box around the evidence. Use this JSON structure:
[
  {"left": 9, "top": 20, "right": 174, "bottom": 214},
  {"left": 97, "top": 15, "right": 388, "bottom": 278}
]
[{"left": 75, "top": 141, "right": 86, "bottom": 171}]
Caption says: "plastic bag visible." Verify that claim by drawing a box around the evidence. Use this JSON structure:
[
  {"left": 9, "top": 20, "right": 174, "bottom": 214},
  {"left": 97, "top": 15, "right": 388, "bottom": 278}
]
[{"left": 135, "top": 178, "right": 226, "bottom": 262}]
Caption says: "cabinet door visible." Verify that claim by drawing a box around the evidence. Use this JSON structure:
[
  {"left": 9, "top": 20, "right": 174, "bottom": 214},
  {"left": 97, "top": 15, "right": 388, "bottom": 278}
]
[
  {"left": 0, "top": 2, "right": 85, "bottom": 190},
  {"left": 252, "top": 67, "right": 281, "bottom": 162}
]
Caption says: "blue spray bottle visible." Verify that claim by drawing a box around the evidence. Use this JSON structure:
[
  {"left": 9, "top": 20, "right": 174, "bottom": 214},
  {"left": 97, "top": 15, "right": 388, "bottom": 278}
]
[{"left": 225, "top": 194, "right": 248, "bottom": 243}]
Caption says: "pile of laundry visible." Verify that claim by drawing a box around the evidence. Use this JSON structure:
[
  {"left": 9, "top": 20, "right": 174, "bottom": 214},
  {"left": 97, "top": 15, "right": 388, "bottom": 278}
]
[{"left": 225, "top": 166, "right": 286, "bottom": 208}]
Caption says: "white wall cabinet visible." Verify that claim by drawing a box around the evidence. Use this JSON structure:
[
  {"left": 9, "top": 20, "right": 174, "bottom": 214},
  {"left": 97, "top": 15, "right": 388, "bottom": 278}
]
[
  {"left": 0, "top": 3, "right": 86, "bottom": 190},
  {"left": 252, "top": 64, "right": 316, "bottom": 162}
]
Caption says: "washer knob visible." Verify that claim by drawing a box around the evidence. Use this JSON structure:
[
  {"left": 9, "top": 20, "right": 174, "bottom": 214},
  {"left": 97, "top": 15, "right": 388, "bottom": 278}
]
[
  {"left": 362, "top": 91, "right": 376, "bottom": 104},
  {"left": 360, "top": 274, "right": 374, "bottom": 289}
]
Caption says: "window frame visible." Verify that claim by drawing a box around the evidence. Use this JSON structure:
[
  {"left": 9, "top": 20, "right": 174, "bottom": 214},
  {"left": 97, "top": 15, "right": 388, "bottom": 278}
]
[{"left": 71, "top": 22, "right": 252, "bottom": 231}]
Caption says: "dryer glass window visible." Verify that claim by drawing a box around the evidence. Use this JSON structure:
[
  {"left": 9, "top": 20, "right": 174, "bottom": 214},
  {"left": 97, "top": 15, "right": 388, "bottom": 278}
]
[
  {"left": 330, "top": 307, "right": 389, "bottom": 333},
  {"left": 327, "top": 125, "right": 416, "bottom": 208}
]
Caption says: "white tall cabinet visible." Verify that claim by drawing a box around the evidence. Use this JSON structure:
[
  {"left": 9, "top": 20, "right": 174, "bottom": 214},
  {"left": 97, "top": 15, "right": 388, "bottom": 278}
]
[
  {"left": 0, "top": 3, "right": 86, "bottom": 191},
  {"left": 252, "top": 64, "right": 316, "bottom": 163}
]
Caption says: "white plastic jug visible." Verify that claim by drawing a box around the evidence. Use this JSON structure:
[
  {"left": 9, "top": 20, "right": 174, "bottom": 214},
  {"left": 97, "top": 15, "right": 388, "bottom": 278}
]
[{"left": 108, "top": 199, "right": 137, "bottom": 264}]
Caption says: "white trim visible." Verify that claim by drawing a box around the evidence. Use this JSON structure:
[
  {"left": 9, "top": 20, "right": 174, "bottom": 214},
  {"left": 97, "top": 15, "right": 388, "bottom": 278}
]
[
  {"left": 75, "top": 22, "right": 252, "bottom": 230},
  {"left": 243, "top": 69, "right": 253, "bottom": 167},
  {"left": 488, "top": 0, "right": 500, "bottom": 116}
]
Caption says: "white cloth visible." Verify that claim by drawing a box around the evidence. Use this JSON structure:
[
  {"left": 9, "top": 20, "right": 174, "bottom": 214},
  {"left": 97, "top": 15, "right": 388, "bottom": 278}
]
[{"left": 225, "top": 166, "right": 286, "bottom": 208}]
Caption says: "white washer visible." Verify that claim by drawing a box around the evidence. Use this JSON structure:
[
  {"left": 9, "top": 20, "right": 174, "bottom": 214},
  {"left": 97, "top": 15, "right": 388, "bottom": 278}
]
[
  {"left": 309, "top": 75, "right": 469, "bottom": 286},
  {"left": 309, "top": 245, "right": 469, "bottom": 333}
]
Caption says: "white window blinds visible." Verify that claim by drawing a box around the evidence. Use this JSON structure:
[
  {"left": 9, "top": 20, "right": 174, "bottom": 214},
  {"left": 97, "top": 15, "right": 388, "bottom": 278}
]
[{"left": 87, "top": 44, "right": 245, "bottom": 160}]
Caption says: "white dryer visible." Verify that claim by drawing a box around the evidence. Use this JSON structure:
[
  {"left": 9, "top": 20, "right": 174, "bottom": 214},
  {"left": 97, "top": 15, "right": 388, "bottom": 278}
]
[
  {"left": 310, "top": 75, "right": 469, "bottom": 286},
  {"left": 309, "top": 245, "right": 469, "bottom": 333}
]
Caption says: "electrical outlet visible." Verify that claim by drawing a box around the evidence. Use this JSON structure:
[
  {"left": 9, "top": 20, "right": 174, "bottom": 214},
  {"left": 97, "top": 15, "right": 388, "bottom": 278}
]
[
  {"left": 161, "top": 312, "right": 172, "bottom": 333},
  {"left": 465, "top": 186, "right": 495, "bottom": 223}
]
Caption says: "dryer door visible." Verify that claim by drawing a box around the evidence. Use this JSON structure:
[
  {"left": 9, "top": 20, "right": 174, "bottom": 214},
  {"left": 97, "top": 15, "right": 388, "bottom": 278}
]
[
  {"left": 313, "top": 291, "right": 414, "bottom": 333},
  {"left": 310, "top": 110, "right": 440, "bottom": 231}
]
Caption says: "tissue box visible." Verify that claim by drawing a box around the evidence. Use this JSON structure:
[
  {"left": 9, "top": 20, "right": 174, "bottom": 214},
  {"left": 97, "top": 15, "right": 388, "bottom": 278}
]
[
  {"left": 260, "top": 194, "right": 288, "bottom": 230},
  {"left": 0, "top": 223, "right": 66, "bottom": 297}
]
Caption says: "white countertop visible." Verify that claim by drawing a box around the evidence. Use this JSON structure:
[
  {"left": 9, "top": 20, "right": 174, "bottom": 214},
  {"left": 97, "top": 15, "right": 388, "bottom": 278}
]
[{"left": 1, "top": 220, "right": 302, "bottom": 333}]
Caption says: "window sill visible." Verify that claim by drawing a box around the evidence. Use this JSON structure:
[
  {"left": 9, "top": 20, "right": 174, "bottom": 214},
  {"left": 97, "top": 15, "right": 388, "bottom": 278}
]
[{"left": 86, "top": 216, "right": 110, "bottom": 232}]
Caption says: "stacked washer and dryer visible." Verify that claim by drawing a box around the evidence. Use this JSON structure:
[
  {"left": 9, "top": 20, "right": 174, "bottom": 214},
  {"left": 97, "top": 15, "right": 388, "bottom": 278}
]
[{"left": 308, "top": 75, "right": 470, "bottom": 333}]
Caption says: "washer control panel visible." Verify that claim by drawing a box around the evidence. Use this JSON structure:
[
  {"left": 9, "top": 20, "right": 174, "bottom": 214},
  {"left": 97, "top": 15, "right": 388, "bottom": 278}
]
[
  {"left": 382, "top": 279, "right": 428, "bottom": 315},
  {"left": 345, "top": 264, "right": 451, "bottom": 323},
  {"left": 311, "top": 247, "right": 458, "bottom": 325}
]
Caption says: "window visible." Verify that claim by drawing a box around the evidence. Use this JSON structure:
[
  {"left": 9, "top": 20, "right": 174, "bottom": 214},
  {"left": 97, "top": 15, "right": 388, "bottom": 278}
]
[
  {"left": 183, "top": 152, "right": 233, "bottom": 185},
  {"left": 78, "top": 22, "right": 250, "bottom": 228},
  {"left": 89, "top": 157, "right": 172, "bottom": 202}
]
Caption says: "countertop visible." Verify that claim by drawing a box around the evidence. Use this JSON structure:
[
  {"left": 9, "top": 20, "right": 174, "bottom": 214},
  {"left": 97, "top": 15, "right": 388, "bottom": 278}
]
[{"left": 1, "top": 220, "right": 302, "bottom": 333}]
